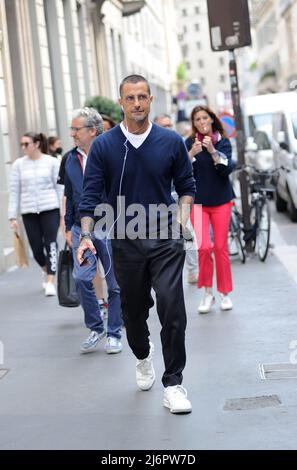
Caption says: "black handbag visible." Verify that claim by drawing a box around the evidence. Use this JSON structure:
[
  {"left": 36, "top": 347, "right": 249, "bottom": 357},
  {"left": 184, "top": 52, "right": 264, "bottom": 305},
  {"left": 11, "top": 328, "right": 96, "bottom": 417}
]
[{"left": 57, "top": 243, "right": 80, "bottom": 307}]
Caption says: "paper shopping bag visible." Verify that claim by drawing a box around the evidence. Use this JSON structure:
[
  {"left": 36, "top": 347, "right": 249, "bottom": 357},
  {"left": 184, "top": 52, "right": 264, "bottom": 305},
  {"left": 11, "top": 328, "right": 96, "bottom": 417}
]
[{"left": 13, "top": 232, "right": 29, "bottom": 268}]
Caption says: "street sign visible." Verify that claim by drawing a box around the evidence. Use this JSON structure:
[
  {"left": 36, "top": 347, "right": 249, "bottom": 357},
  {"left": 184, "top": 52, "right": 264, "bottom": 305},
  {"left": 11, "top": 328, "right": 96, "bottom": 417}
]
[
  {"left": 219, "top": 111, "right": 236, "bottom": 138},
  {"left": 187, "top": 83, "right": 202, "bottom": 98},
  {"left": 207, "top": 0, "right": 252, "bottom": 52}
]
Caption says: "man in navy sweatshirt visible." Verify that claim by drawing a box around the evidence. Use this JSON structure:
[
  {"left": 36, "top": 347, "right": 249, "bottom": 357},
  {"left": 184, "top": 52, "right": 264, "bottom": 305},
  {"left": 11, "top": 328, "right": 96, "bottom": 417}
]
[{"left": 78, "top": 75, "right": 196, "bottom": 414}]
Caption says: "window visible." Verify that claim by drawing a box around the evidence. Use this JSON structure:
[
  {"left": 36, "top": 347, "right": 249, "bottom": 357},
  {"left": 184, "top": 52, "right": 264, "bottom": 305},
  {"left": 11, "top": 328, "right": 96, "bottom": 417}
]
[
  {"left": 253, "top": 130, "right": 271, "bottom": 150},
  {"left": 181, "top": 45, "right": 188, "bottom": 57},
  {"left": 219, "top": 74, "right": 226, "bottom": 83},
  {"left": 195, "top": 6, "right": 200, "bottom": 14},
  {"left": 219, "top": 57, "right": 225, "bottom": 66},
  {"left": 196, "top": 41, "right": 201, "bottom": 50},
  {"left": 198, "top": 59, "right": 204, "bottom": 68},
  {"left": 186, "top": 62, "right": 191, "bottom": 70},
  {"left": 183, "top": 25, "right": 187, "bottom": 34},
  {"left": 194, "top": 24, "right": 200, "bottom": 32},
  {"left": 182, "top": 8, "right": 187, "bottom": 16},
  {"left": 257, "top": 13, "right": 277, "bottom": 49},
  {"left": 249, "top": 114, "right": 273, "bottom": 139},
  {"left": 200, "top": 77, "right": 205, "bottom": 86}
]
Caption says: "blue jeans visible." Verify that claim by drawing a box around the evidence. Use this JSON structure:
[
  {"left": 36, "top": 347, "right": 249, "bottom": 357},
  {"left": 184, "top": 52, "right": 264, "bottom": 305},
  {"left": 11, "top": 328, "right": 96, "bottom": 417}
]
[{"left": 71, "top": 224, "right": 122, "bottom": 338}]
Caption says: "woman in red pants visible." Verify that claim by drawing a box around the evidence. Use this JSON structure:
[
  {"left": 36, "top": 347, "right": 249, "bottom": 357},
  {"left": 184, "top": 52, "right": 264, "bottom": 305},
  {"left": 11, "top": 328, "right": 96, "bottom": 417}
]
[{"left": 185, "top": 106, "right": 236, "bottom": 313}]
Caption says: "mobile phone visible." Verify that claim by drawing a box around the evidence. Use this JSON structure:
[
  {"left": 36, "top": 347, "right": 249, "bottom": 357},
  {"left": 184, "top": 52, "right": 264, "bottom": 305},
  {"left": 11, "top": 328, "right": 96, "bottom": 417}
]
[
  {"left": 80, "top": 249, "right": 91, "bottom": 266},
  {"left": 80, "top": 257, "right": 90, "bottom": 267}
]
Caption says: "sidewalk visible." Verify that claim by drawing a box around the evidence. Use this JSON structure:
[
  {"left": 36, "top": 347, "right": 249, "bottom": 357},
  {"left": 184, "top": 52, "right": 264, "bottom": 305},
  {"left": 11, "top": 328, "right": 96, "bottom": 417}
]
[{"left": 0, "top": 245, "right": 297, "bottom": 450}]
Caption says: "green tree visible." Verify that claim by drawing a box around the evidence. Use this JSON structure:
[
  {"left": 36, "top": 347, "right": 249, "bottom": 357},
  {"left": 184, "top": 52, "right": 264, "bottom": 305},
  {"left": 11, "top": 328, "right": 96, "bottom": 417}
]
[
  {"left": 176, "top": 63, "right": 187, "bottom": 81},
  {"left": 85, "top": 96, "right": 122, "bottom": 122},
  {"left": 249, "top": 61, "right": 257, "bottom": 72}
]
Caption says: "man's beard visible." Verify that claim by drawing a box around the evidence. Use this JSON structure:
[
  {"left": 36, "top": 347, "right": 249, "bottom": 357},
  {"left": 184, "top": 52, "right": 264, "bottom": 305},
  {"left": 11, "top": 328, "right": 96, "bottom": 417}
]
[{"left": 131, "top": 110, "right": 147, "bottom": 122}]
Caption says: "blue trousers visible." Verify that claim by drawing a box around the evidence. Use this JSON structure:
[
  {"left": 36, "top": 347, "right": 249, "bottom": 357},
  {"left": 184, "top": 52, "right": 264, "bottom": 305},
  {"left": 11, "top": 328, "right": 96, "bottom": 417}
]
[{"left": 71, "top": 224, "right": 122, "bottom": 338}]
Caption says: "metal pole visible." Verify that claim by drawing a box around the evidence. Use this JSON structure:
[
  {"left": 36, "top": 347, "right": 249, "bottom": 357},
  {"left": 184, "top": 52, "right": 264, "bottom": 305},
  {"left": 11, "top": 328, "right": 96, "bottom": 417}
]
[{"left": 229, "top": 49, "right": 252, "bottom": 250}]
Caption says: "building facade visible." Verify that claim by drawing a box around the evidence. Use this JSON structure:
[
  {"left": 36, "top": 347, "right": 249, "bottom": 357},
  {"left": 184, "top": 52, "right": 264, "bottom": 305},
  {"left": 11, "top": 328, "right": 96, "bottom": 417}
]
[
  {"left": 277, "top": 0, "right": 297, "bottom": 91},
  {"left": 249, "top": 0, "right": 297, "bottom": 94},
  {"left": 175, "top": 0, "right": 230, "bottom": 111},
  {"left": 0, "top": 0, "right": 102, "bottom": 272},
  {"left": 250, "top": 0, "right": 281, "bottom": 93},
  {"left": 120, "top": 0, "right": 178, "bottom": 116}
]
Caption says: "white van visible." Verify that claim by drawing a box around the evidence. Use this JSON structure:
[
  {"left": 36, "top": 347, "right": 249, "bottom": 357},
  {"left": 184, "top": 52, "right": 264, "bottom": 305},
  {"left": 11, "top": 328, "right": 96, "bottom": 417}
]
[
  {"left": 243, "top": 92, "right": 297, "bottom": 221},
  {"left": 271, "top": 98, "right": 297, "bottom": 221}
]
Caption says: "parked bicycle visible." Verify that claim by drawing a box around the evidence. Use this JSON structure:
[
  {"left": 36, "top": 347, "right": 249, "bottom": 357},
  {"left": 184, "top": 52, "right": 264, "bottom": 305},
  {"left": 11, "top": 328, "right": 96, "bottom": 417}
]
[
  {"left": 235, "top": 165, "right": 278, "bottom": 262},
  {"left": 228, "top": 201, "right": 246, "bottom": 264}
]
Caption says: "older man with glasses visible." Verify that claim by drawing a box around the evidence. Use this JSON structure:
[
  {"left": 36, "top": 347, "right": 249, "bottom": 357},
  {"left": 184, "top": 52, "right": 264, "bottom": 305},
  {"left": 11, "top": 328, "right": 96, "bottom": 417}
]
[{"left": 58, "top": 107, "right": 123, "bottom": 355}]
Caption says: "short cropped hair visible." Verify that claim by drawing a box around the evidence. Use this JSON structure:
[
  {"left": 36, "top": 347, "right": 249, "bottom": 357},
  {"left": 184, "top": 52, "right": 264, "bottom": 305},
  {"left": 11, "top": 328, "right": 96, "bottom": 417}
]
[
  {"left": 119, "top": 75, "right": 151, "bottom": 97},
  {"left": 154, "top": 114, "right": 171, "bottom": 123},
  {"left": 72, "top": 107, "right": 103, "bottom": 136}
]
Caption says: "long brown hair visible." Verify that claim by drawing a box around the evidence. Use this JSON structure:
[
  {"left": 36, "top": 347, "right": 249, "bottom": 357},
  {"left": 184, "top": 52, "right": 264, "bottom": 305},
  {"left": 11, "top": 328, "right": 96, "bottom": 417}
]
[
  {"left": 23, "top": 132, "right": 48, "bottom": 154},
  {"left": 190, "top": 105, "right": 226, "bottom": 140}
]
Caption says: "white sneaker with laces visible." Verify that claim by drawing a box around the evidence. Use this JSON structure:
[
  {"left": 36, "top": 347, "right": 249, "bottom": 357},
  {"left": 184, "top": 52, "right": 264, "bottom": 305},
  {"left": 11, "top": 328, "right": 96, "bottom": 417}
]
[
  {"left": 105, "top": 336, "right": 122, "bottom": 354},
  {"left": 45, "top": 282, "right": 56, "bottom": 296},
  {"left": 198, "top": 293, "right": 215, "bottom": 313},
  {"left": 220, "top": 294, "right": 233, "bottom": 311},
  {"left": 136, "top": 341, "right": 155, "bottom": 391},
  {"left": 163, "top": 385, "right": 192, "bottom": 414},
  {"left": 80, "top": 330, "right": 106, "bottom": 354}
]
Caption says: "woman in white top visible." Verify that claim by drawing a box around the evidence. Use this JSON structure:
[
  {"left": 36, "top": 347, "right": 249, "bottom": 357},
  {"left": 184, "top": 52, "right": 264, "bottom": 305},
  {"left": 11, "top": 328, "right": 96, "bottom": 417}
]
[{"left": 8, "top": 132, "right": 63, "bottom": 296}]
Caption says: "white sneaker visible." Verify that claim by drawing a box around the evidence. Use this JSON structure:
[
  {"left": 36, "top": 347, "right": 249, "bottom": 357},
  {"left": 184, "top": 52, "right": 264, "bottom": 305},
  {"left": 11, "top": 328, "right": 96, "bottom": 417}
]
[
  {"left": 136, "top": 342, "right": 155, "bottom": 391},
  {"left": 220, "top": 294, "right": 233, "bottom": 311},
  {"left": 80, "top": 330, "right": 106, "bottom": 354},
  {"left": 163, "top": 385, "right": 192, "bottom": 414},
  {"left": 45, "top": 282, "right": 56, "bottom": 296},
  {"left": 105, "top": 336, "right": 122, "bottom": 354},
  {"left": 198, "top": 293, "right": 215, "bottom": 313}
]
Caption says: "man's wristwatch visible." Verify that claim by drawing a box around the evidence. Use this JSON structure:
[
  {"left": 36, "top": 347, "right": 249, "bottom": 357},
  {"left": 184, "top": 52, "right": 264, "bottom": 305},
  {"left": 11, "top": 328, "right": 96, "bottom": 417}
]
[{"left": 80, "top": 231, "right": 92, "bottom": 241}]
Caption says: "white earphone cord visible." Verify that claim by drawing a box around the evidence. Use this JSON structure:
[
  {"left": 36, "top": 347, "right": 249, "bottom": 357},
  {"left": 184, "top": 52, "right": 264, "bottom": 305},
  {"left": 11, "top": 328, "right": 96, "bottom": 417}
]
[
  {"left": 93, "top": 131, "right": 129, "bottom": 280},
  {"left": 94, "top": 120, "right": 154, "bottom": 279}
]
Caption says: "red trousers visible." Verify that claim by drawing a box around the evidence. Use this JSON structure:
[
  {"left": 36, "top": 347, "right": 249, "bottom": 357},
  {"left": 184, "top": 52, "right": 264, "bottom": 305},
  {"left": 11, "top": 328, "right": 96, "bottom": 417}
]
[{"left": 190, "top": 202, "right": 233, "bottom": 294}]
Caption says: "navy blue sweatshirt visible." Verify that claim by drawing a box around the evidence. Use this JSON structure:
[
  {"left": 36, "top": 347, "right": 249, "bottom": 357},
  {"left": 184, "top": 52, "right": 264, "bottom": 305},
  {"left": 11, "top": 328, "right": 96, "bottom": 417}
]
[
  {"left": 185, "top": 136, "right": 235, "bottom": 206},
  {"left": 79, "top": 124, "right": 196, "bottom": 235}
]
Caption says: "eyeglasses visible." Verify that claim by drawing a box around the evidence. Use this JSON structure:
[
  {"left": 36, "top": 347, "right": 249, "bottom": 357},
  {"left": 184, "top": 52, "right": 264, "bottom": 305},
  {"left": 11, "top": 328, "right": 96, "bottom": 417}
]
[
  {"left": 20, "top": 142, "right": 31, "bottom": 148},
  {"left": 124, "top": 94, "right": 150, "bottom": 104},
  {"left": 70, "top": 126, "right": 93, "bottom": 132}
]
